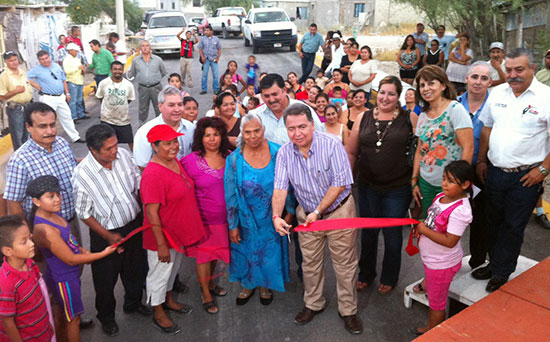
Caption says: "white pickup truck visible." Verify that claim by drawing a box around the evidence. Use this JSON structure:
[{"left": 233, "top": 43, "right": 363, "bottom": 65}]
[
  {"left": 207, "top": 7, "right": 246, "bottom": 38},
  {"left": 242, "top": 8, "right": 297, "bottom": 54}
]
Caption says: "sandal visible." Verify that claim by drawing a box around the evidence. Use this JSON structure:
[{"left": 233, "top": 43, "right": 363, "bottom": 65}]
[
  {"left": 259, "top": 288, "right": 273, "bottom": 306},
  {"left": 413, "top": 280, "right": 426, "bottom": 294},
  {"left": 377, "top": 284, "right": 393, "bottom": 295},
  {"left": 209, "top": 285, "right": 228, "bottom": 297},
  {"left": 356, "top": 281, "right": 369, "bottom": 292},
  {"left": 202, "top": 299, "right": 219, "bottom": 314},
  {"left": 236, "top": 288, "right": 255, "bottom": 306}
]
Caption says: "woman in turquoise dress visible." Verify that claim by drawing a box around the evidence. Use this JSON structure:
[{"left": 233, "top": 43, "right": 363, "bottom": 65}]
[{"left": 224, "top": 113, "right": 294, "bottom": 306}]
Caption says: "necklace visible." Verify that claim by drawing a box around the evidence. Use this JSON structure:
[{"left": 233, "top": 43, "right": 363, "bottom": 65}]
[{"left": 373, "top": 107, "right": 398, "bottom": 153}]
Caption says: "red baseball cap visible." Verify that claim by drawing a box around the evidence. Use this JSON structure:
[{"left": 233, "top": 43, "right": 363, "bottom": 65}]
[{"left": 146, "top": 124, "right": 184, "bottom": 143}]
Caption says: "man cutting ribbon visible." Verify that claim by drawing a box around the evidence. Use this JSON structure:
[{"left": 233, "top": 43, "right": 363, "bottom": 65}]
[{"left": 271, "top": 103, "right": 362, "bottom": 335}]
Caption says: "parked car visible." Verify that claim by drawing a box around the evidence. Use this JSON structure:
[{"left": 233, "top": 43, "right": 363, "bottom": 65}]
[
  {"left": 207, "top": 7, "right": 246, "bottom": 38},
  {"left": 196, "top": 18, "right": 209, "bottom": 35},
  {"left": 242, "top": 8, "right": 297, "bottom": 54},
  {"left": 144, "top": 11, "right": 187, "bottom": 55}
]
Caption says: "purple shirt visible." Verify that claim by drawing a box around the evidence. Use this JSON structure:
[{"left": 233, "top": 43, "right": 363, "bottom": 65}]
[
  {"left": 274, "top": 131, "right": 353, "bottom": 213},
  {"left": 181, "top": 152, "right": 227, "bottom": 225}
]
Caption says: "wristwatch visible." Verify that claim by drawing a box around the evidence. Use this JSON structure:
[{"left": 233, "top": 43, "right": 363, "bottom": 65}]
[
  {"left": 539, "top": 165, "right": 549, "bottom": 176},
  {"left": 313, "top": 209, "right": 322, "bottom": 219}
]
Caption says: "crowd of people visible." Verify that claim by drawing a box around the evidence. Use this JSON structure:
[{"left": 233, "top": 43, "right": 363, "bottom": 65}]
[{"left": 0, "top": 20, "right": 549, "bottom": 342}]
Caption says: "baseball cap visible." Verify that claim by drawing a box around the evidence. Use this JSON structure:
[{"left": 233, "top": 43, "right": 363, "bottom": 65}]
[
  {"left": 2, "top": 51, "right": 17, "bottom": 60},
  {"left": 146, "top": 125, "right": 184, "bottom": 143},
  {"left": 489, "top": 42, "right": 504, "bottom": 51},
  {"left": 66, "top": 43, "right": 80, "bottom": 51},
  {"left": 332, "top": 33, "right": 341, "bottom": 40},
  {"left": 26, "top": 175, "right": 62, "bottom": 199}
]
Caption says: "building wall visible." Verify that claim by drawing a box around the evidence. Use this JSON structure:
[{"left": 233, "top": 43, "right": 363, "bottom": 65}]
[{"left": 373, "top": 0, "right": 425, "bottom": 27}]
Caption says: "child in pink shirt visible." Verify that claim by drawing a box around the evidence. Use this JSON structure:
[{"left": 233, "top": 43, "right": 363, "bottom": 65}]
[{"left": 410, "top": 160, "right": 474, "bottom": 336}]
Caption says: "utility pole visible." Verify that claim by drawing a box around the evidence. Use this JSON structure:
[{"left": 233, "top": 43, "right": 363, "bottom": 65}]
[{"left": 116, "top": 0, "right": 125, "bottom": 40}]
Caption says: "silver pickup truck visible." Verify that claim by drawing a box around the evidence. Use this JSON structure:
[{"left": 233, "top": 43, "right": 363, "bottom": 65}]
[{"left": 207, "top": 7, "right": 247, "bottom": 38}]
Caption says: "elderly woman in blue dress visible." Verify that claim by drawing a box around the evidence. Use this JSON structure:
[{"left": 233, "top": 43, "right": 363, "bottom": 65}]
[{"left": 224, "top": 113, "right": 294, "bottom": 306}]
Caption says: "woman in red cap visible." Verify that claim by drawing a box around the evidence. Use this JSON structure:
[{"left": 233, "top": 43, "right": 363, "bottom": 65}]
[{"left": 140, "top": 124, "right": 206, "bottom": 335}]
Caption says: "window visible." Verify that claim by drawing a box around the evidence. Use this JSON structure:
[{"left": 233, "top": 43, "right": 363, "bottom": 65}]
[
  {"left": 354, "top": 3, "right": 365, "bottom": 18},
  {"left": 193, "top": 0, "right": 200, "bottom": 6},
  {"left": 171, "top": 2, "right": 175, "bottom": 9},
  {"left": 296, "top": 7, "right": 308, "bottom": 19},
  {"left": 160, "top": 2, "right": 164, "bottom": 9}
]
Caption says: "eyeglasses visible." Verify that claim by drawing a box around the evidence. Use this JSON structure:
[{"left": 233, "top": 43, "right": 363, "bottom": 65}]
[{"left": 50, "top": 71, "right": 58, "bottom": 80}]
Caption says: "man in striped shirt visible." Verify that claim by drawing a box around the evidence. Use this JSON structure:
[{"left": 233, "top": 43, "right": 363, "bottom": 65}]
[
  {"left": 72, "top": 124, "right": 149, "bottom": 337},
  {"left": 272, "top": 103, "right": 362, "bottom": 335}
]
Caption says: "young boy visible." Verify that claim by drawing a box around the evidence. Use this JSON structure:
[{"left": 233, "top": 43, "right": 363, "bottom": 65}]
[
  {"left": 329, "top": 86, "right": 347, "bottom": 108},
  {"left": 242, "top": 84, "right": 258, "bottom": 107},
  {"left": 245, "top": 55, "right": 260, "bottom": 87},
  {"left": 315, "top": 70, "right": 330, "bottom": 89},
  {"left": 0, "top": 215, "right": 53, "bottom": 342}
]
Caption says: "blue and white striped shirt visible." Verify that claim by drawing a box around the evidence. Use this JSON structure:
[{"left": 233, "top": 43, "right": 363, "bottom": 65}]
[{"left": 274, "top": 131, "right": 353, "bottom": 213}]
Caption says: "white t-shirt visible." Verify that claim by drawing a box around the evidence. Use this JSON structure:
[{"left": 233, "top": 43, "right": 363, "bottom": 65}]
[
  {"left": 478, "top": 79, "right": 550, "bottom": 168},
  {"left": 446, "top": 48, "right": 474, "bottom": 83},
  {"left": 96, "top": 77, "right": 135, "bottom": 126},
  {"left": 488, "top": 60, "right": 505, "bottom": 89},
  {"left": 419, "top": 195, "right": 472, "bottom": 269},
  {"left": 115, "top": 39, "right": 127, "bottom": 64},
  {"left": 349, "top": 59, "right": 377, "bottom": 92}
]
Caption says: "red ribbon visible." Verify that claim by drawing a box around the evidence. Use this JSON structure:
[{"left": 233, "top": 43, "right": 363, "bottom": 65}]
[
  {"left": 294, "top": 217, "right": 419, "bottom": 232},
  {"left": 112, "top": 225, "right": 184, "bottom": 253}
]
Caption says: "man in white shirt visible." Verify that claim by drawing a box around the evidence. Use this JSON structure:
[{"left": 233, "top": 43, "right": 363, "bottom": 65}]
[
  {"left": 108, "top": 32, "right": 127, "bottom": 64},
  {"left": 475, "top": 48, "right": 550, "bottom": 292},
  {"left": 488, "top": 42, "right": 506, "bottom": 88},
  {"left": 133, "top": 85, "right": 195, "bottom": 168},
  {"left": 325, "top": 34, "right": 345, "bottom": 77},
  {"left": 249, "top": 73, "right": 324, "bottom": 146},
  {"left": 72, "top": 124, "right": 149, "bottom": 337},
  {"left": 96, "top": 61, "right": 136, "bottom": 150}
]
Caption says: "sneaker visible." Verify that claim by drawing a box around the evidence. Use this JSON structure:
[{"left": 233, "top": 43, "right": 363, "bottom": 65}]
[{"left": 535, "top": 213, "right": 550, "bottom": 229}]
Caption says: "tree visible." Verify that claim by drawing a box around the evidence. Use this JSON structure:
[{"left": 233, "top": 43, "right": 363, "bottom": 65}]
[
  {"left": 65, "top": 0, "right": 144, "bottom": 33},
  {"left": 202, "top": 0, "right": 257, "bottom": 15},
  {"left": 394, "top": 0, "right": 518, "bottom": 58}
]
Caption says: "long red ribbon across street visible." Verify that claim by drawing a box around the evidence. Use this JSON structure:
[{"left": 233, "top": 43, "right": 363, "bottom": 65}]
[
  {"left": 293, "top": 217, "right": 419, "bottom": 232},
  {"left": 112, "top": 225, "right": 184, "bottom": 253}
]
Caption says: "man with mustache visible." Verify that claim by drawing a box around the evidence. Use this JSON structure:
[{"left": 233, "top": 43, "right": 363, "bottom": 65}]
[
  {"left": 457, "top": 61, "right": 492, "bottom": 270},
  {"left": 475, "top": 48, "right": 550, "bottom": 292}
]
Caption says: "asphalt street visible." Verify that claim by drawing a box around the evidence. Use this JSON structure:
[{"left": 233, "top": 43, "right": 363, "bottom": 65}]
[{"left": 61, "top": 37, "right": 550, "bottom": 342}]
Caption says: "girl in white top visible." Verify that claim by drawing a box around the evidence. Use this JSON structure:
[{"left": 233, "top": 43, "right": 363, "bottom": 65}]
[
  {"left": 324, "top": 104, "right": 349, "bottom": 145},
  {"left": 349, "top": 45, "right": 377, "bottom": 93}
]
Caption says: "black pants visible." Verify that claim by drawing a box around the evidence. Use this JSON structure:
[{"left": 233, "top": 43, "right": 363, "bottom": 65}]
[
  {"left": 468, "top": 169, "right": 488, "bottom": 269},
  {"left": 90, "top": 214, "right": 147, "bottom": 324}
]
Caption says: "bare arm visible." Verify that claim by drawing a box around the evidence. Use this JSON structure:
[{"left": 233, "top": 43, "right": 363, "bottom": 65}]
[
  {"left": 145, "top": 203, "right": 170, "bottom": 262},
  {"left": 411, "top": 138, "right": 423, "bottom": 206},
  {"left": 33, "top": 224, "right": 114, "bottom": 266},
  {"left": 345, "top": 112, "right": 364, "bottom": 171},
  {"left": 81, "top": 216, "right": 122, "bottom": 245},
  {"left": 476, "top": 126, "right": 491, "bottom": 183},
  {"left": 7, "top": 200, "right": 24, "bottom": 220},
  {"left": 417, "top": 222, "right": 461, "bottom": 248},
  {"left": 412, "top": 48, "right": 421, "bottom": 66},
  {"left": 28, "top": 80, "right": 41, "bottom": 92},
  {"left": 176, "top": 27, "right": 186, "bottom": 40},
  {"left": 272, "top": 188, "right": 290, "bottom": 236},
  {"left": 1, "top": 317, "right": 23, "bottom": 342},
  {"left": 0, "top": 86, "right": 26, "bottom": 101},
  {"left": 456, "top": 127, "right": 474, "bottom": 164},
  {"left": 396, "top": 51, "right": 406, "bottom": 68}
]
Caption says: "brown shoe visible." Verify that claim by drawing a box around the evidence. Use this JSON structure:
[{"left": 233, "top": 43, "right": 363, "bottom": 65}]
[
  {"left": 293, "top": 307, "right": 324, "bottom": 325},
  {"left": 341, "top": 314, "right": 363, "bottom": 334}
]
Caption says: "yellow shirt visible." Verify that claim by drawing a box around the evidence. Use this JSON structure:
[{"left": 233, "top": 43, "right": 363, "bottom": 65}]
[
  {"left": 0, "top": 67, "right": 33, "bottom": 104},
  {"left": 62, "top": 54, "right": 84, "bottom": 85}
]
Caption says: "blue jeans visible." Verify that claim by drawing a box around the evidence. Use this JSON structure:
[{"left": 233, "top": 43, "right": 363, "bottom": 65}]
[
  {"left": 357, "top": 184, "right": 412, "bottom": 286},
  {"left": 67, "top": 82, "right": 84, "bottom": 119},
  {"left": 6, "top": 104, "right": 28, "bottom": 150},
  {"left": 485, "top": 164, "right": 541, "bottom": 278},
  {"left": 299, "top": 52, "right": 316, "bottom": 84},
  {"left": 201, "top": 59, "right": 219, "bottom": 92}
]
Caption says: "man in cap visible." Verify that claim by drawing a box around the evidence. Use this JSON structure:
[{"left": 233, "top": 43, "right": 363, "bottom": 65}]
[
  {"left": 535, "top": 49, "right": 550, "bottom": 87},
  {"left": 298, "top": 23, "right": 324, "bottom": 84},
  {"left": 413, "top": 23, "right": 429, "bottom": 68},
  {"left": 325, "top": 33, "right": 345, "bottom": 77},
  {"left": 0, "top": 51, "right": 33, "bottom": 150},
  {"left": 27, "top": 50, "right": 83, "bottom": 143},
  {"left": 63, "top": 43, "right": 88, "bottom": 122},
  {"left": 488, "top": 42, "right": 506, "bottom": 88}
]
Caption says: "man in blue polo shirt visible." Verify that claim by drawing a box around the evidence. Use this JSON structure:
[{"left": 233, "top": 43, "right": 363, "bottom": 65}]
[{"left": 298, "top": 23, "right": 324, "bottom": 84}]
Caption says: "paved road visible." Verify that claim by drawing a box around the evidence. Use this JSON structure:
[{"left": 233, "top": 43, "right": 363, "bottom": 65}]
[{"left": 62, "top": 37, "right": 550, "bottom": 342}]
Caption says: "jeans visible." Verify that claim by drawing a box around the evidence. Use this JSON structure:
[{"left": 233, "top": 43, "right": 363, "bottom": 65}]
[
  {"left": 94, "top": 74, "right": 108, "bottom": 87},
  {"left": 201, "top": 59, "right": 219, "bottom": 92},
  {"left": 67, "top": 82, "right": 84, "bottom": 120},
  {"left": 299, "top": 52, "right": 316, "bottom": 84},
  {"left": 357, "top": 184, "right": 412, "bottom": 286},
  {"left": 6, "top": 104, "right": 28, "bottom": 150},
  {"left": 485, "top": 164, "right": 541, "bottom": 278}
]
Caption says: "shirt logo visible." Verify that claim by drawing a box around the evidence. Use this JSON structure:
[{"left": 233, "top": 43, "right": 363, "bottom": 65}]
[
  {"left": 522, "top": 105, "right": 538, "bottom": 116},
  {"left": 495, "top": 103, "right": 507, "bottom": 108}
]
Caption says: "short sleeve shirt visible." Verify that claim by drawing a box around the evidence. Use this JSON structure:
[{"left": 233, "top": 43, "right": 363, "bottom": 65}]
[
  {"left": 413, "top": 32, "right": 429, "bottom": 55},
  {"left": 0, "top": 68, "right": 33, "bottom": 104},
  {"left": 300, "top": 32, "right": 324, "bottom": 54},
  {"left": 96, "top": 77, "right": 136, "bottom": 126},
  {"left": 415, "top": 101, "right": 473, "bottom": 186},
  {"left": 0, "top": 259, "right": 53, "bottom": 342}
]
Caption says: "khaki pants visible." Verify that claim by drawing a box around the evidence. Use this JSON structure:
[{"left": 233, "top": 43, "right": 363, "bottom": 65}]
[
  {"left": 296, "top": 196, "right": 359, "bottom": 316},
  {"left": 179, "top": 57, "right": 194, "bottom": 88}
]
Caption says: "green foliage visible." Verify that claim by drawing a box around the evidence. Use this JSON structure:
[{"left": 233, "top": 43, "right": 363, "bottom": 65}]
[
  {"left": 65, "top": 0, "right": 144, "bottom": 32},
  {"left": 202, "top": 0, "right": 257, "bottom": 15}
]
